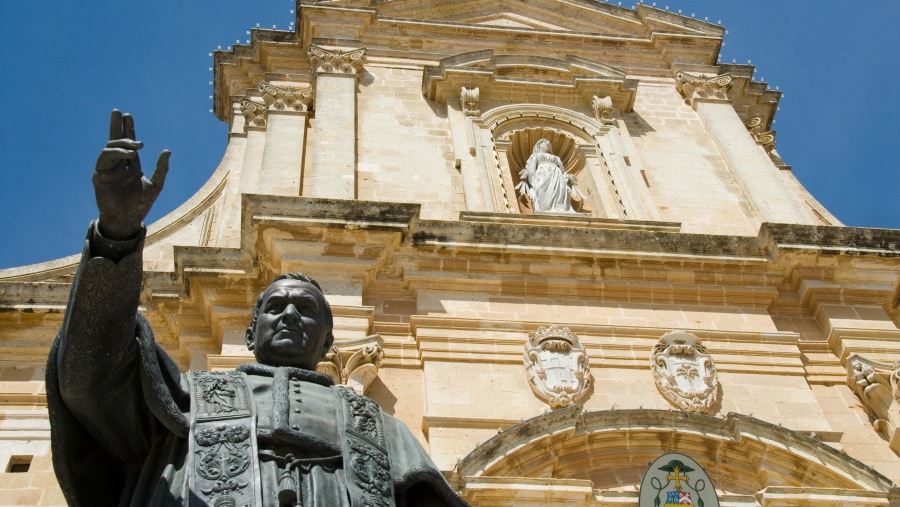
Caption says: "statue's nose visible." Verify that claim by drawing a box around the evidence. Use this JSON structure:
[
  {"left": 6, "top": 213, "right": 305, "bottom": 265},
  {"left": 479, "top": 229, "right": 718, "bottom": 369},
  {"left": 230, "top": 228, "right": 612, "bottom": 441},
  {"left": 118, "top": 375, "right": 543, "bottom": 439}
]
[{"left": 283, "top": 304, "right": 301, "bottom": 323}]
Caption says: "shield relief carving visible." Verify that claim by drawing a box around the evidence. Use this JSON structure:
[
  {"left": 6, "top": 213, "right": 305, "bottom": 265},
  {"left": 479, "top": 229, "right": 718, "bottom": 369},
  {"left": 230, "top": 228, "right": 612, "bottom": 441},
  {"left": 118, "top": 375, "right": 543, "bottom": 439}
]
[
  {"left": 651, "top": 331, "right": 719, "bottom": 413},
  {"left": 523, "top": 325, "right": 593, "bottom": 409}
]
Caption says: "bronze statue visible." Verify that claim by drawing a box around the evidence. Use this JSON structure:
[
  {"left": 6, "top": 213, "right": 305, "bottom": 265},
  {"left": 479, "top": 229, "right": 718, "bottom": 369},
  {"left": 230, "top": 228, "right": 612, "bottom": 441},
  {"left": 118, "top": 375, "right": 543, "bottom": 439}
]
[{"left": 46, "top": 111, "right": 469, "bottom": 506}]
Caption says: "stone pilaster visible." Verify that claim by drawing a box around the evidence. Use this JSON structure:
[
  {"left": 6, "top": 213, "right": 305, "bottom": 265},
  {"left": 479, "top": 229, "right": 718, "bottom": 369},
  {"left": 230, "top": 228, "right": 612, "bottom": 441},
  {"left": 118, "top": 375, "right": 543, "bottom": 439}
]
[
  {"left": 675, "top": 71, "right": 809, "bottom": 224},
  {"left": 304, "top": 44, "right": 367, "bottom": 199},
  {"left": 257, "top": 82, "right": 312, "bottom": 196}
]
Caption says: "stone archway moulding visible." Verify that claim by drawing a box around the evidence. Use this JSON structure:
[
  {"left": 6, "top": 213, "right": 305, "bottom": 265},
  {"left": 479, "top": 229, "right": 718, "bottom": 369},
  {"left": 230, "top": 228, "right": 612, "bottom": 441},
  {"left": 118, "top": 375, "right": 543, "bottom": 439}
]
[{"left": 456, "top": 406, "right": 895, "bottom": 498}]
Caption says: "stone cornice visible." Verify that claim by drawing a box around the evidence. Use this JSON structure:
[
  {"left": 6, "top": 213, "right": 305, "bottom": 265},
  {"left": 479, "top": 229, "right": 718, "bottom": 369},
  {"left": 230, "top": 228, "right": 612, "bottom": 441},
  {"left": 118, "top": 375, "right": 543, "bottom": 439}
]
[{"left": 412, "top": 316, "right": 801, "bottom": 372}]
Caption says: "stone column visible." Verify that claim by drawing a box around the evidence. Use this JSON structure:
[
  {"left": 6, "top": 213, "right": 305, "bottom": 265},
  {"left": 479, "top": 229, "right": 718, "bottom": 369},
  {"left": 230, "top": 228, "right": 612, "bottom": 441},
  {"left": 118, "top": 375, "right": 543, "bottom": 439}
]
[
  {"left": 675, "top": 71, "right": 808, "bottom": 224},
  {"left": 304, "top": 44, "right": 366, "bottom": 199}
]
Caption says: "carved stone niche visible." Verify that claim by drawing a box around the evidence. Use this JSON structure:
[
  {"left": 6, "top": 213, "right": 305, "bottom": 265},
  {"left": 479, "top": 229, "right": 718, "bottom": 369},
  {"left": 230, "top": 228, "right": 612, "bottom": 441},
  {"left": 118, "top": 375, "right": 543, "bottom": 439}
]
[
  {"left": 846, "top": 354, "right": 900, "bottom": 454},
  {"left": 651, "top": 331, "right": 719, "bottom": 414},
  {"left": 498, "top": 127, "right": 595, "bottom": 215},
  {"left": 317, "top": 334, "right": 384, "bottom": 396},
  {"left": 524, "top": 325, "right": 593, "bottom": 409}
]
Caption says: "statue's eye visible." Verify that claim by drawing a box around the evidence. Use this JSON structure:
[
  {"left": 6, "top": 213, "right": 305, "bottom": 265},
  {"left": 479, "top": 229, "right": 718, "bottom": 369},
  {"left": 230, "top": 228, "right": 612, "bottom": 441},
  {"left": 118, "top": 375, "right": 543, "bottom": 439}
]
[{"left": 267, "top": 302, "right": 285, "bottom": 314}]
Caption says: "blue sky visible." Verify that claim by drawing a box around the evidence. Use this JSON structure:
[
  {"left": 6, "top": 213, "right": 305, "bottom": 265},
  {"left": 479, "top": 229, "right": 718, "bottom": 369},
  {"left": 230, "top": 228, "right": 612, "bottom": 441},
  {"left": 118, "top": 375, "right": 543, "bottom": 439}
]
[{"left": 1, "top": 1, "right": 898, "bottom": 269}]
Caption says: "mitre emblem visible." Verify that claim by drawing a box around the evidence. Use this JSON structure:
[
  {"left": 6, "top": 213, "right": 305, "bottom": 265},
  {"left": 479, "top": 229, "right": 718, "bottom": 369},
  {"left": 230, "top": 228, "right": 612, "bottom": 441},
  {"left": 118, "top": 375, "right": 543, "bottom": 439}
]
[
  {"left": 651, "top": 331, "right": 719, "bottom": 413},
  {"left": 523, "top": 325, "right": 593, "bottom": 409}
]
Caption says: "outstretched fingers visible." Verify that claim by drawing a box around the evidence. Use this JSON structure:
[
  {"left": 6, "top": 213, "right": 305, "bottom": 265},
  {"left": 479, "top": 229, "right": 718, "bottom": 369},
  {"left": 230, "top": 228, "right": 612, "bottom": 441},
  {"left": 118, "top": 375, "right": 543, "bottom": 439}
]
[
  {"left": 147, "top": 150, "right": 171, "bottom": 200},
  {"left": 109, "top": 109, "right": 124, "bottom": 141},
  {"left": 123, "top": 114, "right": 136, "bottom": 140}
]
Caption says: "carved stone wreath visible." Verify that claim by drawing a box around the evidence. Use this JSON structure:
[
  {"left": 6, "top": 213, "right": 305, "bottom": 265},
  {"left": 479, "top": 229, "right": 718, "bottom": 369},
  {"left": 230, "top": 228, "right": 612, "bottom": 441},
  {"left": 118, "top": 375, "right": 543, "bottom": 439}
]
[
  {"left": 523, "top": 325, "right": 593, "bottom": 409},
  {"left": 651, "top": 331, "right": 718, "bottom": 413}
]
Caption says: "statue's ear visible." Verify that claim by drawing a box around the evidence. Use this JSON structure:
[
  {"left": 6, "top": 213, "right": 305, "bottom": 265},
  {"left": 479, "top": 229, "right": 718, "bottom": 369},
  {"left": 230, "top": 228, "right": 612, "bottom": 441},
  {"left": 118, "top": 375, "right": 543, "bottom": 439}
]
[
  {"left": 245, "top": 327, "right": 255, "bottom": 351},
  {"left": 321, "top": 332, "right": 334, "bottom": 359}
]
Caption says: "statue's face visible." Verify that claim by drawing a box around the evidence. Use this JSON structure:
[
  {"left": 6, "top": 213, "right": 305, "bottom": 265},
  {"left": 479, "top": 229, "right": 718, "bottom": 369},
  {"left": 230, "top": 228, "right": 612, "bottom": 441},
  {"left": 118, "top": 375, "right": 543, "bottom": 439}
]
[{"left": 248, "top": 279, "right": 333, "bottom": 370}]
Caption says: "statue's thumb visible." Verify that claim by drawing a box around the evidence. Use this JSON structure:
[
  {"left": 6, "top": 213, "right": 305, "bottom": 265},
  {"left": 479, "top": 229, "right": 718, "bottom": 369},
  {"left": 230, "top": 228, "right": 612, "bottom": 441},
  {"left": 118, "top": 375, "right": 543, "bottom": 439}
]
[{"left": 150, "top": 150, "right": 171, "bottom": 188}]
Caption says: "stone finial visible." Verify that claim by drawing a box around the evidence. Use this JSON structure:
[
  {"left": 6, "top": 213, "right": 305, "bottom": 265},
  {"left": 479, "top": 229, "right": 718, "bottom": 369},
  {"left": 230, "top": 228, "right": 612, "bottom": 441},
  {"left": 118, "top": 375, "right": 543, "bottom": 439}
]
[
  {"left": 258, "top": 82, "right": 313, "bottom": 112},
  {"left": 461, "top": 87, "right": 480, "bottom": 116},
  {"left": 240, "top": 99, "right": 267, "bottom": 127},
  {"left": 523, "top": 325, "right": 593, "bottom": 409},
  {"left": 846, "top": 354, "right": 900, "bottom": 454},
  {"left": 591, "top": 95, "right": 616, "bottom": 125},
  {"left": 674, "top": 71, "right": 732, "bottom": 105},
  {"left": 745, "top": 114, "right": 776, "bottom": 152},
  {"left": 317, "top": 334, "right": 385, "bottom": 396},
  {"left": 307, "top": 44, "right": 367, "bottom": 75},
  {"left": 651, "top": 331, "right": 719, "bottom": 413}
]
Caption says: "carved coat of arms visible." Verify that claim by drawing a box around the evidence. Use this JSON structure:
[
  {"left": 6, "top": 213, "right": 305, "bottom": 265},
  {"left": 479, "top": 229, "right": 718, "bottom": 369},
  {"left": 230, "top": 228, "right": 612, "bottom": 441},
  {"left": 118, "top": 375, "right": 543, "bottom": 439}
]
[
  {"left": 651, "top": 331, "right": 719, "bottom": 413},
  {"left": 524, "top": 325, "right": 593, "bottom": 409}
]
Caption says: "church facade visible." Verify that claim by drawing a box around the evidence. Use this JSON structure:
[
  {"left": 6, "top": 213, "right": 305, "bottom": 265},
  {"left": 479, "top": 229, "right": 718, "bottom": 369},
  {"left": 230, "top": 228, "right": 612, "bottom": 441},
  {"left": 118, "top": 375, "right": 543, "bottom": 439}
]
[{"left": 2, "top": 1, "right": 900, "bottom": 504}]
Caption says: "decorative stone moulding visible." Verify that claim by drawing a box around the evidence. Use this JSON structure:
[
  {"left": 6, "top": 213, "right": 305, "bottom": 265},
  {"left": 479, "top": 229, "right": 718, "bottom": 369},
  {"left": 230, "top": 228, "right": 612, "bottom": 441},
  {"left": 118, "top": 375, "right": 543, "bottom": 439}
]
[
  {"left": 307, "top": 44, "right": 367, "bottom": 75},
  {"left": 240, "top": 99, "right": 268, "bottom": 127},
  {"left": 461, "top": 86, "right": 480, "bottom": 117},
  {"left": 846, "top": 354, "right": 900, "bottom": 454},
  {"left": 422, "top": 50, "right": 637, "bottom": 113},
  {"left": 674, "top": 71, "right": 733, "bottom": 104},
  {"left": 651, "top": 331, "right": 719, "bottom": 413},
  {"left": 745, "top": 114, "right": 776, "bottom": 152},
  {"left": 523, "top": 325, "right": 593, "bottom": 409},
  {"left": 258, "top": 81, "right": 313, "bottom": 112},
  {"left": 591, "top": 95, "right": 615, "bottom": 125},
  {"left": 318, "top": 334, "right": 384, "bottom": 396}
]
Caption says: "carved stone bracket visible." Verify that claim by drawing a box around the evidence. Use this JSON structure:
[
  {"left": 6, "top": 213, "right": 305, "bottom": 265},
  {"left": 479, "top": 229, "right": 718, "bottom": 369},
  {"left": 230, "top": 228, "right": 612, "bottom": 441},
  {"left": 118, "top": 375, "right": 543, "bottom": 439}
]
[
  {"left": 258, "top": 81, "right": 313, "bottom": 112},
  {"left": 745, "top": 114, "right": 776, "bottom": 152},
  {"left": 591, "top": 95, "right": 616, "bottom": 126},
  {"left": 318, "top": 334, "right": 384, "bottom": 395},
  {"left": 846, "top": 353, "right": 900, "bottom": 454},
  {"left": 461, "top": 87, "right": 480, "bottom": 117},
  {"left": 307, "top": 44, "right": 367, "bottom": 75},
  {"left": 674, "top": 71, "right": 733, "bottom": 105},
  {"left": 524, "top": 325, "right": 593, "bottom": 409},
  {"left": 240, "top": 99, "right": 268, "bottom": 128},
  {"left": 651, "top": 331, "right": 719, "bottom": 413}
]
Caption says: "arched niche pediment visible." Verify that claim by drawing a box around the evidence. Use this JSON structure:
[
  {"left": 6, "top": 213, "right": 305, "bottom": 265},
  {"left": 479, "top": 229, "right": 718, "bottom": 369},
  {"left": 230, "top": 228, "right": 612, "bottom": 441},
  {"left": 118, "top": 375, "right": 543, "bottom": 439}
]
[
  {"left": 422, "top": 50, "right": 636, "bottom": 111},
  {"left": 457, "top": 407, "right": 894, "bottom": 497}
]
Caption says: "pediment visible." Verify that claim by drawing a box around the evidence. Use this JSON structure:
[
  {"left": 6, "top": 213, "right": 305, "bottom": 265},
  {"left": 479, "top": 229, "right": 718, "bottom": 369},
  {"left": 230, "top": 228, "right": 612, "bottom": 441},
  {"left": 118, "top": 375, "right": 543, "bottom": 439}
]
[
  {"left": 465, "top": 12, "right": 568, "bottom": 31},
  {"left": 423, "top": 50, "right": 637, "bottom": 112},
  {"left": 365, "top": 0, "right": 723, "bottom": 38}
]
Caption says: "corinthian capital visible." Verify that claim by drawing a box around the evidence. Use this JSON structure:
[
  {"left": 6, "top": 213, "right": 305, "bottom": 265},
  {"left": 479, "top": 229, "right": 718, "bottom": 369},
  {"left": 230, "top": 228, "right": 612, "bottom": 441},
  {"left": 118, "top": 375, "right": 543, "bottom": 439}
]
[
  {"left": 307, "top": 44, "right": 367, "bottom": 75},
  {"left": 258, "top": 81, "right": 313, "bottom": 112},
  {"left": 675, "top": 71, "right": 732, "bottom": 105}
]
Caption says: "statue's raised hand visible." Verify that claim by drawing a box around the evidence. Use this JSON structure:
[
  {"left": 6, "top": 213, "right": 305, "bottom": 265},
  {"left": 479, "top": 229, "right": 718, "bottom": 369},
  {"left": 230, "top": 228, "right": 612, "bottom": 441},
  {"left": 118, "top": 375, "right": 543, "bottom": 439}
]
[{"left": 93, "top": 110, "right": 170, "bottom": 240}]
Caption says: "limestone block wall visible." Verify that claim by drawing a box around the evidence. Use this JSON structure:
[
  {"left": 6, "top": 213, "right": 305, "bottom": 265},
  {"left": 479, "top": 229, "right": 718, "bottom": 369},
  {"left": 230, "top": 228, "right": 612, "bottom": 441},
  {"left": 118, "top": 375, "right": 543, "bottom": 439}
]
[
  {"left": 0, "top": 367, "right": 64, "bottom": 506},
  {"left": 626, "top": 78, "right": 761, "bottom": 236},
  {"left": 357, "top": 65, "right": 465, "bottom": 221}
]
